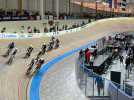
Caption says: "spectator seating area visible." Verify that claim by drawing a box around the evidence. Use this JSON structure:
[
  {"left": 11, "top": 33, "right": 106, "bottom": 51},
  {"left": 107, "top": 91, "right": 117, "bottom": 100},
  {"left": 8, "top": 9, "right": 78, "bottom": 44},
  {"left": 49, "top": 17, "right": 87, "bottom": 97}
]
[
  {"left": 0, "top": 9, "right": 39, "bottom": 21},
  {"left": 0, "top": 19, "right": 88, "bottom": 33}
]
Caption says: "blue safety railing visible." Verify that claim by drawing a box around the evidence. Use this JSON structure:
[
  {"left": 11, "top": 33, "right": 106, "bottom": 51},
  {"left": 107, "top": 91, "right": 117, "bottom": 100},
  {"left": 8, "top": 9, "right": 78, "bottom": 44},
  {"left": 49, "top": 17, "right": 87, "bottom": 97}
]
[{"left": 76, "top": 57, "right": 134, "bottom": 100}]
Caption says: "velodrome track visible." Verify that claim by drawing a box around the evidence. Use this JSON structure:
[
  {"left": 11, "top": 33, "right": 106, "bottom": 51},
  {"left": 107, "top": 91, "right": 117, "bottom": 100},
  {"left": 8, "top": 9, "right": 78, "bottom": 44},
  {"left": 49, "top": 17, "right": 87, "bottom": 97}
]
[{"left": 0, "top": 18, "right": 134, "bottom": 100}]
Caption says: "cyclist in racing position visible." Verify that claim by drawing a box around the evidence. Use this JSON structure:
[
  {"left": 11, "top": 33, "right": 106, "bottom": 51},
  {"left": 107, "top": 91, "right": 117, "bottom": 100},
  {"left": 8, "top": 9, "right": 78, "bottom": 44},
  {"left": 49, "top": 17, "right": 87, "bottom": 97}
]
[
  {"left": 24, "top": 45, "right": 34, "bottom": 58},
  {"left": 50, "top": 36, "right": 55, "bottom": 47},
  {"left": 36, "top": 50, "right": 42, "bottom": 60},
  {"left": 26, "top": 58, "right": 35, "bottom": 75},
  {"left": 55, "top": 38, "right": 60, "bottom": 48},
  {"left": 7, "top": 48, "right": 18, "bottom": 64},
  {"left": 33, "top": 58, "right": 44, "bottom": 74},
  {"left": 41, "top": 43, "right": 46, "bottom": 55},
  {"left": 3, "top": 42, "right": 15, "bottom": 57}
]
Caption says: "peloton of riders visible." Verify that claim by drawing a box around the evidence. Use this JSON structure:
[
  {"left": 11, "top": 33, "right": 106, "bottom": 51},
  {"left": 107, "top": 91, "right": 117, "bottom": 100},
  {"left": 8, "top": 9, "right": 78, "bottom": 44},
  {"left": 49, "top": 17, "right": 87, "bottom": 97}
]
[
  {"left": 2, "top": 36, "right": 60, "bottom": 75},
  {"left": 3, "top": 36, "right": 60, "bottom": 75}
]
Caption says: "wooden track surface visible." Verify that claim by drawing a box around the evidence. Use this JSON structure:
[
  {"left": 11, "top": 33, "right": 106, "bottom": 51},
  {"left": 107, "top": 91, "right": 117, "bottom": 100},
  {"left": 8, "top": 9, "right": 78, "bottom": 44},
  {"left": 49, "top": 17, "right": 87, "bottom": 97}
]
[{"left": 0, "top": 18, "right": 134, "bottom": 100}]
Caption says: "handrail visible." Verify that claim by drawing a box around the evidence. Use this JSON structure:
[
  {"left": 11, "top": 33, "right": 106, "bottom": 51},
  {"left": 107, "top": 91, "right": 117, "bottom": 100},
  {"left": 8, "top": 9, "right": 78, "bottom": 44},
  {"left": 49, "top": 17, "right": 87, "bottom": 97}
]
[
  {"left": 1, "top": 17, "right": 134, "bottom": 39},
  {"left": 0, "top": 23, "right": 88, "bottom": 39},
  {"left": 76, "top": 52, "right": 134, "bottom": 99}
]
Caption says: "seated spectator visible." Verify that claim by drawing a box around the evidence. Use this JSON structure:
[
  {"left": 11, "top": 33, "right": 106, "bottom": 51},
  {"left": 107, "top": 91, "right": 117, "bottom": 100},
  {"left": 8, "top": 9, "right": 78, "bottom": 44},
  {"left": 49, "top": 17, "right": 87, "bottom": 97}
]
[
  {"left": 27, "top": 26, "right": 32, "bottom": 33},
  {"left": 20, "top": 26, "right": 25, "bottom": 33},
  {"left": 0, "top": 9, "right": 38, "bottom": 21},
  {"left": 81, "top": 21, "right": 85, "bottom": 26},
  {"left": 1, "top": 27, "right": 6, "bottom": 33},
  {"left": 62, "top": 25, "right": 65, "bottom": 30},
  {"left": 37, "top": 29, "right": 40, "bottom": 33},
  {"left": 33, "top": 27, "right": 37, "bottom": 33},
  {"left": 44, "top": 27, "right": 48, "bottom": 33},
  {"left": 65, "top": 25, "right": 68, "bottom": 30}
]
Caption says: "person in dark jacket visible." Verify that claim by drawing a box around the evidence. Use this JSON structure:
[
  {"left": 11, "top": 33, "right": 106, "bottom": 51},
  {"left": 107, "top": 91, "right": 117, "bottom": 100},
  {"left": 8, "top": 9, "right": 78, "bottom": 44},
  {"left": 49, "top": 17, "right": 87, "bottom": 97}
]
[{"left": 95, "top": 76, "right": 104, "bottom": 96}]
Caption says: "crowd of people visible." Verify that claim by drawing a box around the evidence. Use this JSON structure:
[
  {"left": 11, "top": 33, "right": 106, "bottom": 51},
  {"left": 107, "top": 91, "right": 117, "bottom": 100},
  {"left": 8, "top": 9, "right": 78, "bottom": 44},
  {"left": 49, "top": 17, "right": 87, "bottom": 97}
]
[
  {"left": 106, "top": 33, "right": 134, "bottom": 79},
  {"left": 0, "top": 6, "right": 133, "bottom": 22},
  {"left": 0, "top": 21, "right": 86, "bottom": 33},
  {"left": 79, "top": 45, "right": 97, "bottom": 68},
  {"left": 2, "top": 36, "right": 60, "bottom": 76},
  {"left": 0, "top": 9, "right": 39, "bottom": 21},
  {"left": 78, "top": 33, "right": 134, "bottom": 96}
]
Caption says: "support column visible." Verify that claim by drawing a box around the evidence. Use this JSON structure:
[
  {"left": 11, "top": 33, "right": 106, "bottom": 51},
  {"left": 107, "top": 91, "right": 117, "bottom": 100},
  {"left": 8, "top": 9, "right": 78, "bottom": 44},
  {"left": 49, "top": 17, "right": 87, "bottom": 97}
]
[
  {"left": 40, "top": 0, "right": 44, "bottom": 20},
  {"left": 1, "top": 0, "right": 4, "bottom": 8},
  {"left": 56, "top": 0, "right": 59, "bottom": 20},
  {"left": 69, "top": 0, "right": 71, "bottom": 15},
  {"left": 18, "top": 0, "right": 22, "bottom": 11},
  {"left": 52, "top": 0, "right": 55, "bottom": 13},
  {"left": 4, "top": 0, "right": 7, "bottom": 9},
  {"left": 26, "top": 0, "right": 30, "bottom": 11}
]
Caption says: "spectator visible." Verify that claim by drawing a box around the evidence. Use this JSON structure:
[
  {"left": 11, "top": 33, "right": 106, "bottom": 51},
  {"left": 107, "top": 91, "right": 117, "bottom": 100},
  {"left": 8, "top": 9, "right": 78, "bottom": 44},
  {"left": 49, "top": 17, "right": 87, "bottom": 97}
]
[
  {"left": 44, "top": 27, "right": 48, "bottom": 33},
  {"left": 1, "top": 27, "right": 6, "bottom": 33},
  {"left": 119, "top": 54, "right": 124, "bottom": 65},
  {"left": 95, "top": 76, "right": 104, "bottom": 96},
  {"left": 79, "top": 49, "right": 83, "bottom": 60},
  {"left": 20, "top": 26, "right": 25, "bottom": 33},
  {"left": 90, "top": 55, "right": 94, "bottom": 68},
  {"left": 65, "top": 25, "right": 68, "bottom": 30},
  {"left": 85, "top": 48, "right": 91, "bottom": 64},
  {"left": 27, "top": 26, "right": 32, "bottom": 33},
  {"left": 33, "top": 27, "right": 37, "bottom": 33}
]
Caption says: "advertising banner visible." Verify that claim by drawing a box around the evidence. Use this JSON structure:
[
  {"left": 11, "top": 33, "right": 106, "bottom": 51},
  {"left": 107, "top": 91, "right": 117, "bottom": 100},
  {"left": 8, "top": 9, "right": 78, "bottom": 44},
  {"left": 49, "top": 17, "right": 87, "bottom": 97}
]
[{"left": 0, "top": 33, "right": 18, "bottom": 39}]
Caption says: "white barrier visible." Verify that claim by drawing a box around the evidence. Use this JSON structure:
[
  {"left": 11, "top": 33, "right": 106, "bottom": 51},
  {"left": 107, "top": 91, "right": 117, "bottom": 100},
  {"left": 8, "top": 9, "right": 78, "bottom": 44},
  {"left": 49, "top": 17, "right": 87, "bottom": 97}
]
[
  {"left": 0, "top": 17, "right": 134, "bottom": 39},
  {"left": 0, "top": 25, "right": 85, "bottom": 39}
]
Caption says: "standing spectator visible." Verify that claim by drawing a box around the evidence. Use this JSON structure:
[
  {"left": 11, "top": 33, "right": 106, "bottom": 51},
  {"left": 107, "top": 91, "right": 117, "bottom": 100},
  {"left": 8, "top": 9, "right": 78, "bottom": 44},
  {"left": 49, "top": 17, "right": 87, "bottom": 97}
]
[
  {"left": 85, "top": 48, "right": 91, "bottom": 64},
  {"left": 119, "top": 54, "right": 124, "bottom": 65},
  {"left": 79, "top": 49, "right": 85, "bottom": 64},
  {"left": 90, "top": 55, "right": 94, "bottom": 68},
  {"left": 125, "top": 56, "right": 131, "bottom": 78},
  {"left": 79, "top": 49, "right": 83, "bottom": 59},
  {"left": 95, "top": 76, "right": 104, "bottom": 96}
]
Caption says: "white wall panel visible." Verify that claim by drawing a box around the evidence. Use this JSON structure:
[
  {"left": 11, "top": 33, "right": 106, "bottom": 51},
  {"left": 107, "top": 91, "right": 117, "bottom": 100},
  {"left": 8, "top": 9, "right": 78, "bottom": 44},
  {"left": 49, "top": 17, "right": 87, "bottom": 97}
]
[{"left": 6, "top": 0, "right": 18, "bottom": 9}]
